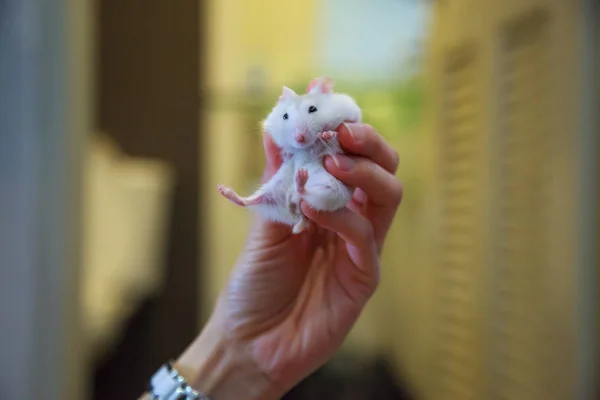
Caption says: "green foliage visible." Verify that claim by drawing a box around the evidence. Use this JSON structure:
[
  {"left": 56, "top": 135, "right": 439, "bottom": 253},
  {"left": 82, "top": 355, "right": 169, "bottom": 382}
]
[
  {"left": 392, "top": 76, "right": 426, "bottom": 131},
  {"left": 342, "top": 75, "right": 427, "bottom": 140}
]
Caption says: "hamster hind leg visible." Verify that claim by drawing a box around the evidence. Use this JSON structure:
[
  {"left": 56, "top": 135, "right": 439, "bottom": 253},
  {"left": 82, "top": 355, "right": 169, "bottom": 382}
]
[
  {"left": 301, "top": 166, "right": 353, "bottom": 212},
  {"left": 218, "top": 183, "right": 298, "bottom": 228},
  {"left": 217, "top": 184, "right": 275, "bottom": 207},
  {"left": 292, "top": 217, "right": 311, "bottom": 234},
  {"left": 218, "top": 163, "right": 301, "bottom": 228},
  {"left": 218, "top": 162, "right": 292, "bottom": 208}
]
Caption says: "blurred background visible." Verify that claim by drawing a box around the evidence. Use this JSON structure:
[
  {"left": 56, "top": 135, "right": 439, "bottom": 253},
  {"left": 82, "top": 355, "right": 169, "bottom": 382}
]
[{"left": 1, "top": 0, "right": 598, "bottom": 399}]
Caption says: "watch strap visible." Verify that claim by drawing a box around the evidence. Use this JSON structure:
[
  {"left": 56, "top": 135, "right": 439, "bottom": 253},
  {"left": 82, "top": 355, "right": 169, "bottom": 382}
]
[{"left": 149, "top": 361, "right": 210, "bottom": 400}]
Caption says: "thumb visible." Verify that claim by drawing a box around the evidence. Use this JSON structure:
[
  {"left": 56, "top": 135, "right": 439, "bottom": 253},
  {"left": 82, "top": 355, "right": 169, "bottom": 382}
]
[{"left": 262, "top": 132, "right": 283, "bottom": 182}]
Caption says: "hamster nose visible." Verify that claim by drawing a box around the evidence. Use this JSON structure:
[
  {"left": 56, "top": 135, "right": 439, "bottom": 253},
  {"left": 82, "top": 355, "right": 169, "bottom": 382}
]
[{"left": 295, "top": 133, "right": 306, "bottom": 143}]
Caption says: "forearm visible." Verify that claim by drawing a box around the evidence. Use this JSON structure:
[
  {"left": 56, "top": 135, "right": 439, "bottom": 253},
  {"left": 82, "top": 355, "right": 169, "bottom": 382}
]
[{"left": 140, "top": 317, "right": 282, "bottom": 400}]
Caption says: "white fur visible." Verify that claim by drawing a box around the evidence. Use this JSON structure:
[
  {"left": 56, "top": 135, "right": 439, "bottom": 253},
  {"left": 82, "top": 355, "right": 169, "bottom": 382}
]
[
  {"left": 220, "top": 77, "right": 362, "bottom": 233},
  {"left": 263, "top": 84, "right": 362, "bottom": 152}
]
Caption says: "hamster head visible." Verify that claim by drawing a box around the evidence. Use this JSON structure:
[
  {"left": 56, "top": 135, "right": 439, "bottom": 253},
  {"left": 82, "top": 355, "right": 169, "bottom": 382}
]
[{"left": 263, "top": 77, "right": 362, "bottom": 151}]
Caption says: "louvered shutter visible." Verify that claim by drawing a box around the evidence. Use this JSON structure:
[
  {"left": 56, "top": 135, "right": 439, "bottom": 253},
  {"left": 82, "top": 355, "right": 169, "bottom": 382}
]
[
  {"left": 489, "top": 11, "right": 554, "bottom": 400},
  {"left": 423, "top": 2, "right": 597, "bottom": 400},
  {"left": 430, "top": 44, "right": 486, "bottom": 400}
]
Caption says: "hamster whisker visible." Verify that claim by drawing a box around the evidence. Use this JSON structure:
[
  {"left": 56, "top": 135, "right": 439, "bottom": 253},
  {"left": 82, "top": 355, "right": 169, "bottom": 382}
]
[{"left": 318, "top": 136, "right": 337, "bottom": 156}]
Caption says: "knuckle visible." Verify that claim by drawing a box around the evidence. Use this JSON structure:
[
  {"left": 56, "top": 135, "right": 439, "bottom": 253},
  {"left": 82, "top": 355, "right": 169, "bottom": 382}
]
[
  {"left": 359, "top": 161, "right": 382, "bottom": 188},
  {"left": 363, "top": 124, "right": 379, "bottom": 146},
  {"left": 391, "top": 149, "right": 400, "bottom": 171},
  {"left": 351, "top": 156, "right": 374, "bottom": 177},
  {"left": 371, "top": 269, "right": 381, "bottom": 290},
  {"left": 352, "top": 123, "right": 374, "bottom": 144},
  {"left": 362, "top": 123, "right": 376, "bottom": 136},
  {"left": 392, "top": 180, "right": 404, "bottom": 205},
  {"left": 359, "top": 219, "right": 375, "bottom": 243},
  {"left": 364, "top": 257, "right": 381, "bottom": 296}
]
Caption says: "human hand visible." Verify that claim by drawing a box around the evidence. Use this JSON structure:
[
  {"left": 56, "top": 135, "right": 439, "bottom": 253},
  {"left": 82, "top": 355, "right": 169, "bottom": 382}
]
[{"left": 177, "top": 122, "right": 402, "bottom": 399}]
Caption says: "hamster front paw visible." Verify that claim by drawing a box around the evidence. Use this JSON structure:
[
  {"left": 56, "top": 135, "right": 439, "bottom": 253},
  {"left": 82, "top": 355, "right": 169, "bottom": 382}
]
[{"left": 318, "top": 130, "right": 337, "bottom": 141}]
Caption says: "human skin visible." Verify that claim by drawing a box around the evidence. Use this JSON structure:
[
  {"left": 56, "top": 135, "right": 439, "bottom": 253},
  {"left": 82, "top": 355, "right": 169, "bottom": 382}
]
[{"left": 149, "top": 122, "right": 402, "bottom": 400}]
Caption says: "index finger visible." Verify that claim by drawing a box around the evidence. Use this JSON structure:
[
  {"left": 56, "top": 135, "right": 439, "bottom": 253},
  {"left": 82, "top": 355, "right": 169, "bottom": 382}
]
[{"left": 336, "top": 123, "right": 399, "bottom": 174}]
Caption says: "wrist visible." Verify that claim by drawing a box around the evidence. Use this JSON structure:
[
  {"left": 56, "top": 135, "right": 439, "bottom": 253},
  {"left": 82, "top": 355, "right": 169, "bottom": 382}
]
[{"left": 175, "top": 318, "right": 282, "bottom": 400}]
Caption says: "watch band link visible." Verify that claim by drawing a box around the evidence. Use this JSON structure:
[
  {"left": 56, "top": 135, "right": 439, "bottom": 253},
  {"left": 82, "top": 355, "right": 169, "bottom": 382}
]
[{"left": 149, "top": 361, "right": 210, "bottom": 400}]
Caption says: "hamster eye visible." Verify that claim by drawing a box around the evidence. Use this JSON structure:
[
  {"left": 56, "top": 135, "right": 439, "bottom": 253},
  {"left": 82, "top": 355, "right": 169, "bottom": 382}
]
[
  {"left": 283, "top": 113, "right": 289, "bottom": 120},
  {"left": 308, "top": 105, "right": 318, "bottom": 113}
]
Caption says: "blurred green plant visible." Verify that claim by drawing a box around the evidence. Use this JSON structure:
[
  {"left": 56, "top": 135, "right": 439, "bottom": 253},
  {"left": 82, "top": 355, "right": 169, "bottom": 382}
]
[
  {"left": 349, "top": 76, "right": 426, "bottom": 140},
  {"left": 393, "top": 76, "right": 426, "bottom": 130}
]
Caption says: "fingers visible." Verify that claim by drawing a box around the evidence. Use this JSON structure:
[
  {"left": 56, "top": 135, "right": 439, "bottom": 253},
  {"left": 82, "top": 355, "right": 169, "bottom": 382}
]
[
  {"left": 262, "top": 132, "right": 283, "bottom": 182},
  {"left": 300, "top": 203, "right": 378, "bottom": 269},
  {"left": 324, "top": 153, "right": 403, "bottom": 249},
  {"left": 336, "top": 123, "right": 400, "bottom": 174},
  {"left": 330, "top": 123, "right": 402, "bottom": 247},
  {"left": 346, "top": 188, "right": 368, "bottom": 215},
  {"left": 325, "top": 155, "right": 403, "bottom": 209}
]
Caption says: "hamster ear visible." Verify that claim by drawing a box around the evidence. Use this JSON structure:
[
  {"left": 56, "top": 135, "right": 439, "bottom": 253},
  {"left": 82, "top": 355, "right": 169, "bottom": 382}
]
[
  {"left": 279, "top": 86, "right": 297, "bottom": 102},
  {"left": 307, "top": 76, "right": 334, "bottom": 95}
]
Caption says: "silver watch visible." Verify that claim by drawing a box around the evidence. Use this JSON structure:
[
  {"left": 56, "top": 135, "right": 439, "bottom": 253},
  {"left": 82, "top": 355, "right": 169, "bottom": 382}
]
[{"left": 148, "top": 361, "right": 210, "bottom": 400}]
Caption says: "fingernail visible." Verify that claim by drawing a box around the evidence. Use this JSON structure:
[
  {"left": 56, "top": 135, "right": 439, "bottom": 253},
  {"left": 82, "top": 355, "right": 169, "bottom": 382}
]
[
  {"left": 333, "top": 155, "right": 355, "bottom": 171},
  {"left": 342, "top": 122, "right": 357, "bottom": 140}
]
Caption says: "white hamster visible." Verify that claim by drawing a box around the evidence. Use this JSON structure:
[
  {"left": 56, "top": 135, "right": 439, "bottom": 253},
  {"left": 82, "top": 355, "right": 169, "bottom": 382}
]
[{"left": 217, "top": 76, "right": 362, "bottom": 234}]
